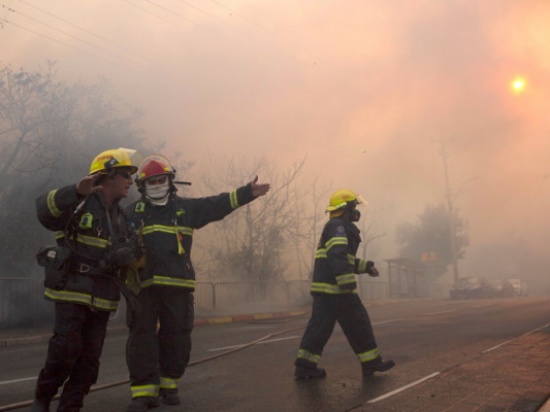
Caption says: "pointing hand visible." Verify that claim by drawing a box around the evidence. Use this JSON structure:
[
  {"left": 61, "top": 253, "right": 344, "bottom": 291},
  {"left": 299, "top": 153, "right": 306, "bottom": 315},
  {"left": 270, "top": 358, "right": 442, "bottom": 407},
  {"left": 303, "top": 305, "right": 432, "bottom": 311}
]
[{"left": 250, "top": 176, "right": 270, "bottom": 198}]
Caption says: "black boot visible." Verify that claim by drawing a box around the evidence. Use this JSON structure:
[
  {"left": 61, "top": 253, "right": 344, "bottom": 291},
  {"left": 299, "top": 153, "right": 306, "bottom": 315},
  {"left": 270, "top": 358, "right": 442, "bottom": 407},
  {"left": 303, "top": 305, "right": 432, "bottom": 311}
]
[
  {"left": 126, "top": 397, "right": 160, "bottom": 412},
  {"left": 294, "top": 366, "right": 327, "bottom": 379},
  {"left": 362, "top": 358, "right": 395, "bottom": 376},
  {"left": 160, "top": 388, "right": 180, "bottom": 405}
]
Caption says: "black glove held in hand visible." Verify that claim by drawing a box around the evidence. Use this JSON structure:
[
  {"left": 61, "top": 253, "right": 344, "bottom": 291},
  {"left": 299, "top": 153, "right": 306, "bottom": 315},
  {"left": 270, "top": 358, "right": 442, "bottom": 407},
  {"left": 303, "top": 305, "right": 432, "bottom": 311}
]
[
  {"left": 366, "top": 261, "right": 379, "bottom": 277},
  {"left": 106, "top": 243, "right": 138, "bottom": 267}
]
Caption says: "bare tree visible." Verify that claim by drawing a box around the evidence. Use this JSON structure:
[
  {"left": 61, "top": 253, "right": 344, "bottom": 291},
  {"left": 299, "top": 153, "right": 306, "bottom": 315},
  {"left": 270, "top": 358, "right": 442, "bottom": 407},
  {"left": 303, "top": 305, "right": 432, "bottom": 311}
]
[
  {"left": 192, "top": 155, "right": 307, "bottom": 284},
  {"left": 0, "top": 62, "right": 151, "bottom": 275},
  {"left": 0, "top": 62, "right": 73, "bottom": 193},
  {"left": 292, "top": 173, "right": 333, "bottom": 280},
  {"left": 357, "top": 217, "right": 387, "bottom": 259}
]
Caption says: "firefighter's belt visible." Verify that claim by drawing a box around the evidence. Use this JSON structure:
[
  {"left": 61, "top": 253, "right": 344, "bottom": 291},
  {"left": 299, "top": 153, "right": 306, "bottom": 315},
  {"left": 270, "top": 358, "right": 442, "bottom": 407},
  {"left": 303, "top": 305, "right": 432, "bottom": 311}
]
[
  {"left": 75, "top": 262, "right": 115, "bottom": 276},
  {"left": 74, "top": 262, "right": 141, "bottom": 312}
]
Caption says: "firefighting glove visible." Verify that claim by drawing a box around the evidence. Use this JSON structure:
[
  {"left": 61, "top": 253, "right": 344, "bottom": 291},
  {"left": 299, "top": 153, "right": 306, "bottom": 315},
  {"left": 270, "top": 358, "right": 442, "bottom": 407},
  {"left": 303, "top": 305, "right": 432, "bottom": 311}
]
[
  {"left": 366, "top": 261, "right": 379, "bottom": 277},
  {"left": 106, "top": 243, "right": 138, "bottom": 267}
]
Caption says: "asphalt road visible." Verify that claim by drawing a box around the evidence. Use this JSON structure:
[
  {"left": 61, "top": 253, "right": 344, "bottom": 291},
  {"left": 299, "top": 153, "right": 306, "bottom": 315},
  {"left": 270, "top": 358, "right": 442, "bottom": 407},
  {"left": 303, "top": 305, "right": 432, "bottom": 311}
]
[{"left": 1, "top": 296, "right": 549, "bottom": 411}]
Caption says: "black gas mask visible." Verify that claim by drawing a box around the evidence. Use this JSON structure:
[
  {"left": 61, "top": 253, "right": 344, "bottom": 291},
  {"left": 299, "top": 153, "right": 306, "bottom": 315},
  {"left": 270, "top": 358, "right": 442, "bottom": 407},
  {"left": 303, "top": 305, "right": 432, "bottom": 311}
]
[{"left": 347, "top": 203, "right": 361, "bottom": 222}]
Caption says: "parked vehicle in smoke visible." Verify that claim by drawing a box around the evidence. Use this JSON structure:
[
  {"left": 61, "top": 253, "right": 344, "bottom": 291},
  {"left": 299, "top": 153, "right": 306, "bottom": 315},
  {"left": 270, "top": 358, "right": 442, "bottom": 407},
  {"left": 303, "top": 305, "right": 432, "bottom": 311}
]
[
  {"left": 449, "top": 276, "right": 494, "bottom": 299},
  {"left": 506, "top": 278, "right": 528, "bottom": 296},
  {"left": 489, "top": 279, "right": 515, "bottom": 298}
]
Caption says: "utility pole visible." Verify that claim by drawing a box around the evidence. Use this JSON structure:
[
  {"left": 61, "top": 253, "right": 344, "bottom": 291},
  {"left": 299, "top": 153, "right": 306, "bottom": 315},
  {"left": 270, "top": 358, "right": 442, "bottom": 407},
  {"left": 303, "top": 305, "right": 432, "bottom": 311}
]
[{"left": 439, "top": 140, "right": 460, "bottom": 283}]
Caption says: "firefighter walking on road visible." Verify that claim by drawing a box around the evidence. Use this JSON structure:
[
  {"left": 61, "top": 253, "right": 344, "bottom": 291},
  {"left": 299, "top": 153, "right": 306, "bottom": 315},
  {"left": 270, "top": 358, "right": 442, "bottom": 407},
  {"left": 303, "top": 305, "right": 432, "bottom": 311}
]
[
  {"left": 124, "top": 154, "right": 270, "bottom": 412},
  {"left": 31, "top": 148, "right": 142, "bottom": 412},
  {"left": 294, "top": 189, "right": 395, "bottom": 379}
]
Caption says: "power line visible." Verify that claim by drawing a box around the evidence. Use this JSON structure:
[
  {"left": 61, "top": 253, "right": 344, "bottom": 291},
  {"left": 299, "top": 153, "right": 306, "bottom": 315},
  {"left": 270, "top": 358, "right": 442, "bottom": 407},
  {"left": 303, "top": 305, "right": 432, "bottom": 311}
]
[
  {"left": 121, "top": 0, "right": 276, "bottom": 82},
  {"left": 4, "top": 19, "right": 126, "bottom": 69},
  {"left": 16, "top": 7, "right": 136, "bottom": 63},
  {"left": 137, "top": 0, "right": 295, "bottom": 66},
  {"left": 177, "top": 0, "right": 315, "bottom": 65},
  {"left": 1, "top": 2, "right": 151, "bottom": 75},
  {"left": 207, "top": 0, "right": 326, "bottom": 66},
  {"left": 122, "top": 0, "right": 190, "bottom": 31},
  {"left": 133, "top": 1, "right": 367, "bottom": 164},
  {"left": 0, "top": 0, "right": 13, "bottom": 22},
  {"left": 1, "top": 1, "right": 184, "bottom": 81},
  {"left": 3, "top": 2, "right": 376, "bottom": 166},
  {"left": 18, "top": 0, "right": 166, "bottom": 72},
  {"left": 145, "top": 0, "right": 196, "bottom": 24}
]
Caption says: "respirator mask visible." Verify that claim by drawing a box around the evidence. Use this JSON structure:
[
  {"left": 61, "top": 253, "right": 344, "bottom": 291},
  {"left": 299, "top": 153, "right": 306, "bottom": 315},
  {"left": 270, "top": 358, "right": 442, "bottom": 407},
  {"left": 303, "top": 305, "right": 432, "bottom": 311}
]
[
  {"left": 347, "top": 201, "right": 361, "bottom": 222},
  {"left": 144, "top": 176, "right": 170, "bottom": 205}
]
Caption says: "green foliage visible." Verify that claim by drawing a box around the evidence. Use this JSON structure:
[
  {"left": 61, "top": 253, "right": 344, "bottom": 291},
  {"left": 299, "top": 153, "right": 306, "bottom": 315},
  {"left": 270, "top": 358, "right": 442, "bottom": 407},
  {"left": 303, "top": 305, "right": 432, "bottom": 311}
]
[
  {"left": 395, "top": 203, "right": 469, "bottom": 278},
  {"left": 0, "top": 62, "right": 154, "bottom": 276}
]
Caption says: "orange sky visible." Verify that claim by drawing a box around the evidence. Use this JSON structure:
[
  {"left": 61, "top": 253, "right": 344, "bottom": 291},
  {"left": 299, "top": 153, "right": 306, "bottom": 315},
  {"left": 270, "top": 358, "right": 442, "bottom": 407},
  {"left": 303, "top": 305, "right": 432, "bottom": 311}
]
[{"left": 2, "top": 0, "right": 550, "bottom": 285}]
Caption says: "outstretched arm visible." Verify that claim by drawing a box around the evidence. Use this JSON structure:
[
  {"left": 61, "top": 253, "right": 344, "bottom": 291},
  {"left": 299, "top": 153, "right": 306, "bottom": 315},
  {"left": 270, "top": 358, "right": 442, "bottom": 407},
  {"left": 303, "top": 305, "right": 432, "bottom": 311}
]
[
  {"left": 188, "top": 176, "right": 270, "bottom": 229},
  {"left": 250, "top": 175, "right": 270, "bottom": 198}
]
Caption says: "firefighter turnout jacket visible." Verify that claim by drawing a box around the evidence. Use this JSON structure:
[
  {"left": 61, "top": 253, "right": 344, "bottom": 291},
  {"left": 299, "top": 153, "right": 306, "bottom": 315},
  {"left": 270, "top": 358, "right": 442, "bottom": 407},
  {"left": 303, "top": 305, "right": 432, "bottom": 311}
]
[
  {"left": 295, "top": 215, "right": 383, "bottom": 371},
  {"left": 36, "top": 184, "right": 134, "bottom": 311},
  {"left": 126, "top": 183, "right": 257, "bottom": 290},
  {"left": 311, "top": 217, "right": 372, "bottom": 294}
]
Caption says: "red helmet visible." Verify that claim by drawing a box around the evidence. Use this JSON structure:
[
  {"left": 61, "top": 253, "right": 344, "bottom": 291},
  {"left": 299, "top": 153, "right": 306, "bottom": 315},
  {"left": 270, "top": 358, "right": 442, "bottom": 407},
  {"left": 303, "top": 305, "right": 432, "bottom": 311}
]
[{"left": 136, "top": 154, "right": 175, "bottom": 188}]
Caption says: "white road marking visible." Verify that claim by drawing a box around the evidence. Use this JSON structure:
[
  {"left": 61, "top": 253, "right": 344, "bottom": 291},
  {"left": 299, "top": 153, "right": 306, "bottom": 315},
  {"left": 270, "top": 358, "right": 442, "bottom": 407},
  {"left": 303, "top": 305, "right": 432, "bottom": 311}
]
[
  {"left": 431, "top": 303, "right": 495, "bottom": 315},
  {"left": 207, "top": 319, "right": 404, "bottom": 352},
  {"left": 367, "top": 316, "right": 542, "bottom": 403},
  {"left": 427, "top": 310, "right": 457, "bottom": 315},
  {"left": 208, "top": 335, "right": 300, "bottom": 352},
  {"left": 0, "top": 376, "right": 36, "bottom": 386},
  {"left": 373, "top": 319, "right": 403, "bottom": 325},
  {"left": 483, "top": 322, "right": 550, "bottom": 353},
  {"left": 473, "top": 303, "right": 493, "bottom": 308},
  {"left": 367, "top": 372, "right": 441, "bottom": 403},
  {"left": 483, "top": 339, "right": 514, "bottom": 353}
]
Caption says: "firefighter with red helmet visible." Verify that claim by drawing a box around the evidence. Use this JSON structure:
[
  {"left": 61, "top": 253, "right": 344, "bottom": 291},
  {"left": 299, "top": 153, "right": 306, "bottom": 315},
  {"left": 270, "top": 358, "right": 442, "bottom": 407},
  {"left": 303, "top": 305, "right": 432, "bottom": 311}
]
[
  {"left": 125, "top": 154, "right": 270, "bottom": 412},
  {"left": 31, "top": 148, "right": 142, "bottom": 412},
  {"left": 293, "top": 189, "right": 395, "bottom": 379}
]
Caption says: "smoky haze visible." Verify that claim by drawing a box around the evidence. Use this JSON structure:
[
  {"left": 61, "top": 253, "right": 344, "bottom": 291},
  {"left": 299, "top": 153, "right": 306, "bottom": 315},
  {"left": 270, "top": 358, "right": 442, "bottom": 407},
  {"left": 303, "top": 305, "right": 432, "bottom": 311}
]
[{"left": 2, "top": 0, "right": 550, "bottom": 293}]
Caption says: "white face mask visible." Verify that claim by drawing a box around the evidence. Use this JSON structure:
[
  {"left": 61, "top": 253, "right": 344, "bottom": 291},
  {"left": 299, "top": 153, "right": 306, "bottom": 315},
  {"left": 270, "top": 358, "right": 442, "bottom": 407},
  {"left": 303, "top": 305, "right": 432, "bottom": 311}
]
[{"left": 144, "top": 180, "right": 170, "bottom": 204}]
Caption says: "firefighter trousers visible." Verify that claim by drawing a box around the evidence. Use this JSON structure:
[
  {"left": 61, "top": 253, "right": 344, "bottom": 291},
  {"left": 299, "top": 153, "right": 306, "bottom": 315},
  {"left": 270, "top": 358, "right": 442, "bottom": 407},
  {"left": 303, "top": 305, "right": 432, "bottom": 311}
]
[
  {"left": 34, "top": 302, "right": 110, "bottom": 411},
  {"left": 295, "top": 293, "right": 379, "bottom": 368},
  {"left": 126, "top": 286, "right": 194, "bottom": 398}
]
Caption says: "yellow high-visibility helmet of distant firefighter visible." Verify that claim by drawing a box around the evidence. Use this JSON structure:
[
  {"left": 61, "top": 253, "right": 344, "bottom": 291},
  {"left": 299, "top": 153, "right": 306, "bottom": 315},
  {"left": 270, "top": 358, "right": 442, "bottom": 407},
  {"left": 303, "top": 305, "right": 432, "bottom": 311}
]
[
  {"left": 88, "top": 148, "right": 140, "bottom": 175},
  {"left": 325, "top": 189, "right": 364, "bottom": 213}
]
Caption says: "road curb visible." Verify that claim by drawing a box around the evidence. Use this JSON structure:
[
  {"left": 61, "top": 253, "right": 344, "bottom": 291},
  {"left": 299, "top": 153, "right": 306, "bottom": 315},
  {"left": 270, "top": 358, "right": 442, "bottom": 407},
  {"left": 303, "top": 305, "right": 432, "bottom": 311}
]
[
  {"left": 0, "top": 300, "right": 405, "bottom": 347},
  {"left": 0, "top": 310, "right": 309, "bottom": 347},
  {"left": 194, "top": 310, "right": 308, "bottom": 327},
  {"left": 0, "top": 335, "right": 50, "bottom": 347}
]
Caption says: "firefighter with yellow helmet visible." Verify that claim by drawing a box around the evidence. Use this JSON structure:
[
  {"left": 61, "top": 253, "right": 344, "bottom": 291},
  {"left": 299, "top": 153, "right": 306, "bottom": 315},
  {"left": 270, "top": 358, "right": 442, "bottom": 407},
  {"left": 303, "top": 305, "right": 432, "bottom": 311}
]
[
  {"left": 124, "top": 154, "right": 270, "bottom": 412},
  {"left": 31, "top": 148, "right": 142, "bottom": 412},
  {"left": 294, "top": 189, "right": 395, "bottom": 379}
]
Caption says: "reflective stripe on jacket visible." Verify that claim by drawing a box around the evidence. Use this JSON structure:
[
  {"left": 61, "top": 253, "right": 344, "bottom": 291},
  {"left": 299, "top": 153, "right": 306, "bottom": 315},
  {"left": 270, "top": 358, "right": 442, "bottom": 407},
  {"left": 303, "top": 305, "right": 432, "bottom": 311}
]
[
  {"left": 310, "top": 217, "right": 372, "bottom": 295},
  {"left": 126, "top": 183, "right": 256, "bottom": 290},
  {"left": 36, "top": 185, "right": 131, "bottom": 311}
]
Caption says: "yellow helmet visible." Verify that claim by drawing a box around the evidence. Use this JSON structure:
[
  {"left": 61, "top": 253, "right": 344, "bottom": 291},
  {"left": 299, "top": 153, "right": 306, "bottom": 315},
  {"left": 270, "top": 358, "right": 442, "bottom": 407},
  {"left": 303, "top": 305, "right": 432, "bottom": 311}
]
[
  {"left": 89, "top": 147, "right": 141, "bottom": 175},
  {"left": 326, "top": 189, "right": 363, "bottom": 212}
]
